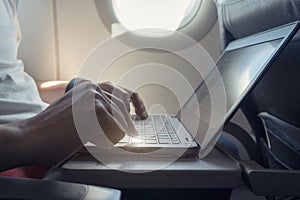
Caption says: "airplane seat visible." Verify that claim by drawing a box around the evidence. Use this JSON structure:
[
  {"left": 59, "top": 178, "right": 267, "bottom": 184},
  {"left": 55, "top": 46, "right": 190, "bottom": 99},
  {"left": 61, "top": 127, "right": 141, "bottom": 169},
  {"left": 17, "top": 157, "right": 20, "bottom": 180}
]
[
  {"left": 215, "top": 0, "right": 300, "bottom": 50},
  {"left": 0, "top": 176, "right": 121, "bottom": 200},
  {"left": 215, "top": 0, "right": 300, "bottom": 198}
]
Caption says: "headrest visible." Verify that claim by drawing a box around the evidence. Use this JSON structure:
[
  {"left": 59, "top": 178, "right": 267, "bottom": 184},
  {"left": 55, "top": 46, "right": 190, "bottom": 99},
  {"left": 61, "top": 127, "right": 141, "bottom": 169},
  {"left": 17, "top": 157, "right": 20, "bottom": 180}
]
[{"left": 214, "top": 0, "right": 300, "bottom": 50}]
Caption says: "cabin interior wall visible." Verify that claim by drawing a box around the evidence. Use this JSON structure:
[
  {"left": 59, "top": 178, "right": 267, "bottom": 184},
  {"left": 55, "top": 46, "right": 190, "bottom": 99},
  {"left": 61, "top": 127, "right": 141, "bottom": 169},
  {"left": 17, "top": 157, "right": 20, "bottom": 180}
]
[{"left": 17, "top": 1, "right": 251, "bottom": 121}]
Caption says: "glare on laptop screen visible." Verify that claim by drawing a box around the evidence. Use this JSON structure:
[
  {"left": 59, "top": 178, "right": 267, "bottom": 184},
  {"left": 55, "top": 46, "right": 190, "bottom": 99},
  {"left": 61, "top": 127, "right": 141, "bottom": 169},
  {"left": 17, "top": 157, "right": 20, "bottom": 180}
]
[{"left": 179, "top": 38, "right": 282, "bottom": 150}]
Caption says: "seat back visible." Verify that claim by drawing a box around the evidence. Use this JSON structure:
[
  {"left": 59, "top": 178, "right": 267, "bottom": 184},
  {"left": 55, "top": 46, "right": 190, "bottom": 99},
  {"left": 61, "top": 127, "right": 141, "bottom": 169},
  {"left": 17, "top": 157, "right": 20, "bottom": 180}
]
[
  {"left": 215, "top": 0, "right": 300, "bottom": 166},
  {"left": 215, "top": 0, "right": 300, "bottom": 50}
]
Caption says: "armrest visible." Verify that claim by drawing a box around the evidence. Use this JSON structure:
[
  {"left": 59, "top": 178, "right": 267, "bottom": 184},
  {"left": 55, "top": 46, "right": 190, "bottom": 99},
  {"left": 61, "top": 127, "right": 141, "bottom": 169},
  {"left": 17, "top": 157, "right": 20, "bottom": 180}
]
[
  {"left": 240, "top": 160, "right": 300, "bottom": 197},
  {"left": 0, "top": 176, "right": 121, "bottom": 200}
]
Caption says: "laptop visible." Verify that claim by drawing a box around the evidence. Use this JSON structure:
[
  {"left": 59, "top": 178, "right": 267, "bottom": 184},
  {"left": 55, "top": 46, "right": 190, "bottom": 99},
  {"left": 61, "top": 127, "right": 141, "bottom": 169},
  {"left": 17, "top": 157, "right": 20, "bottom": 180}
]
[{"left": 86, "top": 22, "right": 299, "bottom": 158}]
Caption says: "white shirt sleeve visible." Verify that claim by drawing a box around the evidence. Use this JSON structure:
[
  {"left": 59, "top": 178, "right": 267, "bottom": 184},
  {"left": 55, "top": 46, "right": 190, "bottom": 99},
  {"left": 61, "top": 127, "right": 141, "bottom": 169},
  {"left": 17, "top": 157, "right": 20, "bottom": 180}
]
[{"left": 0, "top": 0, "right": 48, "bottom": 124}]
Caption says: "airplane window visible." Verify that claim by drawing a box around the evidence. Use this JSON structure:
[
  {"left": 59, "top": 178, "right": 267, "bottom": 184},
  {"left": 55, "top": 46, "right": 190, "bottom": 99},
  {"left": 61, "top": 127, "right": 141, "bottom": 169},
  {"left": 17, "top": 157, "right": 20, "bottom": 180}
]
[
  {"left": 180, "top": 0, "right": 202, "bottom": 29},
  {"left": 112, "top": 0, "right": 202, "bottom": 37}
]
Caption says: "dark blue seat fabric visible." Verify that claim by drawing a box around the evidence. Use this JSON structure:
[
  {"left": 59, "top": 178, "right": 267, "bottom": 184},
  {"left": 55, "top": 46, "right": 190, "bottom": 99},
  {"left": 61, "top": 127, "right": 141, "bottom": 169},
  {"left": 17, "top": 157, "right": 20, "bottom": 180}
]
[
  {"left": 214, "top": 0, "right": 300, "bottom": 51},
  {"left": 214, "top": 0, "right": 300, "bottom": 167},
  {"left": 259, "top": 112, "right": 300, "bottom": 170}
]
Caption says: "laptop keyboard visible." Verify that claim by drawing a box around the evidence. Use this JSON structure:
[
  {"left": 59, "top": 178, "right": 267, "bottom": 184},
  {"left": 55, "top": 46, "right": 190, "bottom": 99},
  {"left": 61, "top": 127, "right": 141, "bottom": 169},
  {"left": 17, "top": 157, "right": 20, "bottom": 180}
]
[{"left": 118, "top": 115, "right": 182, "bottom": 145}]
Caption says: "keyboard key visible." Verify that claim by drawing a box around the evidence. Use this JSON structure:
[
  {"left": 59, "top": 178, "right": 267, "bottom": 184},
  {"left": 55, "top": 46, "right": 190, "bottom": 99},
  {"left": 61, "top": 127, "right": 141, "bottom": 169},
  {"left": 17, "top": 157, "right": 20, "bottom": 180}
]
[
  {"left": 158, "top": 139, "right": 171, "bottom": 144},
  {"left": 170, "top": 134, "right": 177, "bottom": 139},
  {"left": 144, "top": 129, "right": 155, "bottom": 134},
  {"left": 145, "top": 139, "right": 158, "bottom": 144},
  {"left": 144, "top": 136, "right": 157, "bottom": 140},
  {"left": 124, "top": 115, "right": 182, "bottom": 146},
  {"left": 158, "top": 135, "right": 169, "bottom": 139},
  {"left": 144, "top": 133, "right": 155, "bottom": 136},
  {"left": 171, "top": 139, "right": 180, "bottom": 144},
  {"left": 131, "top": 137, "right": 143, "bottom": 144},
  {"left": 156, "top": 129, "right": 166, "bottom": 133}
]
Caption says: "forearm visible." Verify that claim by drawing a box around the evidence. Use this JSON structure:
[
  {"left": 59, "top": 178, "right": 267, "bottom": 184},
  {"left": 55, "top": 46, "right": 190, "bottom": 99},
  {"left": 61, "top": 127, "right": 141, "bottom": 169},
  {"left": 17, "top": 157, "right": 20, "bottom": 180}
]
[
  {"left": 0, "top": 79, "right": 145, "bottom": 172},
  {"left": 0, "top": 124, "right": 30, "bottom": 171},
  {"left": 0, "top": 105, "right": 82, "bottom": 171},
  {"left": 0, "top": 81, "right": 93, "bottom": 171}
]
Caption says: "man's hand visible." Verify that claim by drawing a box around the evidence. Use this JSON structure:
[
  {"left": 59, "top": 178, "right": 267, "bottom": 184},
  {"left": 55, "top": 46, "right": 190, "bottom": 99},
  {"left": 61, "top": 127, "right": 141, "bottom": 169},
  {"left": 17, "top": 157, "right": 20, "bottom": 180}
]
[
  {"left": 5, "top": 81, "right": 147, "bottom": 168},
  {"left": 99, "top": 81, "right": 148, "bottom": 120}
]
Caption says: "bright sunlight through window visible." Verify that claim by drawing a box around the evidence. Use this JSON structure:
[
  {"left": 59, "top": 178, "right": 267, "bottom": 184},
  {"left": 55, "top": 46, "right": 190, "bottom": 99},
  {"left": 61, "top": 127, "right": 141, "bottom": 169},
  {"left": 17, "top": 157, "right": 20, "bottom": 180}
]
[{"left": 112, "top": 0, "right": 201, "bottom": 37}]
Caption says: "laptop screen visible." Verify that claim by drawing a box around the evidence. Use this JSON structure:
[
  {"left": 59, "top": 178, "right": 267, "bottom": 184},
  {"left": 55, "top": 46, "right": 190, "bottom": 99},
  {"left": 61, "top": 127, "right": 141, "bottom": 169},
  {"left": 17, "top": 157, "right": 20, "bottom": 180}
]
[{"left": 178, "top": 38, "right": 283, "bottom": 155}]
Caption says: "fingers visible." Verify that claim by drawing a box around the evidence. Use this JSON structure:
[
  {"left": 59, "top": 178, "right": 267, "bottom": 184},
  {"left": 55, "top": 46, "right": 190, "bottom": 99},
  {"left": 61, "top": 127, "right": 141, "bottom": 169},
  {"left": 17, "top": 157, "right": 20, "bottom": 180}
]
[
  {"left": 101, "top": 90, "right": 138, "bottom": 137},
  {"left": 69, "top": 82, "right": 138, "bottom": 144},
  {"left": 128, "top": 91, "right": 148, "bottom": 120},
  {"left": 70, "top": 82, "right": 127, "bottom": 144},
  {"left": 98, "top": 82, "right": 131, "bottom": 112},
  {"left": 95, "top": 89, "right": 138, "bottom": 138},
  {"left": 72, "top": 81, "right": 145, "bottom": 143},
  {"left": 94, "top": 100, "right": 126, "bottom": 144},
  {"left": 99, "top": 82, "right": 148, "bottom": 119}
]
